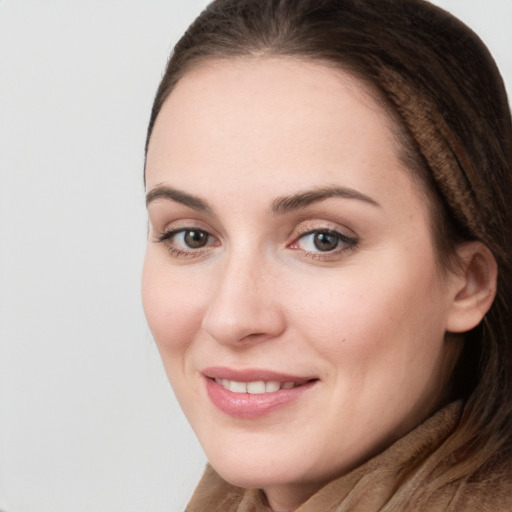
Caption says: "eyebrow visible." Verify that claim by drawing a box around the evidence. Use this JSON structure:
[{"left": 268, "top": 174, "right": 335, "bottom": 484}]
[
  {"left": 271, "top": 186, "right": 380, "bottom": 214},
  {"left": 145, "top": 184, "right": 379, "bottom": 216},
  {"left": 146, "top": 185, "right": 214, "bottom": 215}
]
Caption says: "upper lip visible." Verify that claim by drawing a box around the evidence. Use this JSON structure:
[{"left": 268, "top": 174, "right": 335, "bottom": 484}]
[{"left": 202, "top": 366, "right": 316, "bottom": 383}]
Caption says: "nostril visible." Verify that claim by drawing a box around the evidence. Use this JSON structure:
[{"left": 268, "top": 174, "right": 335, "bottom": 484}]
[{"left": 240, "top": 332, "right": 269, "bottom": 342}]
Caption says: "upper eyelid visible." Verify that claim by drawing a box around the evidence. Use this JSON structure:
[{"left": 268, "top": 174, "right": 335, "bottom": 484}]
[
  {"left": 152, "top": 218, "right": 219, "bottom": 236},
  {"left": 292, "top": 229, "right": 357, "bottom": 247},
  {"left": 157, "top": 226, "right": 214, "bottom": 241},
  {"left": 290, "top": 220, "right": 358, "bottom": 240},
  {"left": 297, "top": 228, "right": 356, "bottom": 240}
]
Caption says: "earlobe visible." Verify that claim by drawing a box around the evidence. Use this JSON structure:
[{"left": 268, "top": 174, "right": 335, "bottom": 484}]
[{"left": 446, "top": 242, "right": 497, "bottom": 333}]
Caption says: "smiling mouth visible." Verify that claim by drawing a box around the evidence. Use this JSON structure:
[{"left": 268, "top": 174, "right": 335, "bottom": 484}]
[
  {"left": 204, "top": 375, "right": 318, "bottom": 418},
  {"left": 202, "top": 367, "right": 319, "bottom": 417},
  {"left": 213, "top": 378, "right": 308, "bottom": 394}
]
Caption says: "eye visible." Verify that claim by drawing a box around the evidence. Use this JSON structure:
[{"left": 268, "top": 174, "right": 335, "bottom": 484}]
[
  {"left": 156, "top": 228, "right": 217, "bottom": 257},
  {"left": 176, "top": 229, "right": 211, "bottom": 249},
  {"left": 293, "top": 229, "right": 357, "bottom": 253}
]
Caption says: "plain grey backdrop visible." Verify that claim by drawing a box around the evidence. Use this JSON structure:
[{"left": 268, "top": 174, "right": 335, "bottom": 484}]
[{"left": 0, "top": 1, "right": 510, "bottom": 511}]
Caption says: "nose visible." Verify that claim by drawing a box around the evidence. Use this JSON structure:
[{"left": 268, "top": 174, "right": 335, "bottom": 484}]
[{"left": 201, "top": 252, "right": 286, "bottom": 347}]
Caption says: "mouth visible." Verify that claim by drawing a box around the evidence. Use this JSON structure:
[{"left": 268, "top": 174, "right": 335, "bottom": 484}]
[{"left": 202, "top": 367, "right": 318, "bottom": 418}]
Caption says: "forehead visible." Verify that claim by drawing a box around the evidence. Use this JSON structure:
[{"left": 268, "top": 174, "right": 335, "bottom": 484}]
[{"left": 145, "top": 57, "right": 405, "bottom": 191}]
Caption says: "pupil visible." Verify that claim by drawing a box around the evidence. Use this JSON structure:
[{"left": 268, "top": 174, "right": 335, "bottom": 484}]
[
  {"left": 184, "top": 230, "right": 208, "bottom": 248},
  {"left": 314, "top": 232, "right": 338, "bottom": 251}
]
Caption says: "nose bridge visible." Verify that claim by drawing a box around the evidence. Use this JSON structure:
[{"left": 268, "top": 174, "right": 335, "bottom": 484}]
[{"left": 201, "top": 243, "right": 284, "bottom": 345}]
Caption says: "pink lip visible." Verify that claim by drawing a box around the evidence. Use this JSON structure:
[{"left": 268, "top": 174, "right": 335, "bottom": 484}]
[{"left": 202, "top": 366, "right": 318, "bottom": 419}]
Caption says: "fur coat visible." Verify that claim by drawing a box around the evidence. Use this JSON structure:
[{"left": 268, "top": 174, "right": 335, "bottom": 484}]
[{"left": 186, "top": 402, "right": 512, "bottom": 511}]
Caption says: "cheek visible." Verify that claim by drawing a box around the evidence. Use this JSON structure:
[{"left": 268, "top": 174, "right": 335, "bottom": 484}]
[
  {"left": 289, "top": 252, "right": 447, "bottom": 368},
  {"left": 141, "top": 254, "right": 207, "bottom": 361}
]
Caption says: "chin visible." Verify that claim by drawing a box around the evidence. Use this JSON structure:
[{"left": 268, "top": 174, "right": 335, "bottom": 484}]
[{"left": 207, "top": 450, "right": 304, "bottom": 489}]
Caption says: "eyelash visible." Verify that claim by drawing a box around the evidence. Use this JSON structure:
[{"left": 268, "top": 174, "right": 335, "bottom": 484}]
[
  {"left": 289, "top": 228, "right": 358, "bottom": 260},
  {"left": 155, "top": 226, "right": 358, "bottom": 260},
  {"left": 156, "top": 228, "right": 216, "bottom": 258}
]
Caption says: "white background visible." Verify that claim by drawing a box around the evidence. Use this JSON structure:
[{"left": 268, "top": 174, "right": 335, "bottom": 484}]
[{"left": 0, "top": 1, "right": 510, "bottom": 511}]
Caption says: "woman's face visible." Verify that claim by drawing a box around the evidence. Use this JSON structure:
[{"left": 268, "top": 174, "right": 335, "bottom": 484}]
[{"left": 142, "top": 58, "right": 461, "bottom": 507}]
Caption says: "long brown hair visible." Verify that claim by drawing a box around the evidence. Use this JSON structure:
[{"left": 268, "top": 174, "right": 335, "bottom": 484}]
[{"left": 145, "top": 0, "right": 512, "bottom": 503}]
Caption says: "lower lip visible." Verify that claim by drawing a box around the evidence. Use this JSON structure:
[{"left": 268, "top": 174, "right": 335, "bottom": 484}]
[{"left": 205, "top": 378, "right": 316, "bottom": 419}]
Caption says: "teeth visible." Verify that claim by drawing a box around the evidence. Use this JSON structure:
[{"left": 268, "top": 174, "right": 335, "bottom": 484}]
[
  {"left": 214, "top": 378, "right": 300, "bottom": 394},
  {"left": 265, "top": 381, "right": 280, "bottom": 393},
  {"left": 247, "top": 381, "right": 265, "bottom": 394},
  {"left": 230, "top": 380, "right": 248, "bottom": 393}
]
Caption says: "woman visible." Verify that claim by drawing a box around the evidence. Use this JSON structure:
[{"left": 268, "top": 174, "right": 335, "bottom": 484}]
[{"left": 142, "top": 0, "right": 512, "bottom": 510}]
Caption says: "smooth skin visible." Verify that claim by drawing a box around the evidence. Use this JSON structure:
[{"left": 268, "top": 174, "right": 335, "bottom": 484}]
[{"left": 142, "top": 58, "right": 496, "bottom": 511}]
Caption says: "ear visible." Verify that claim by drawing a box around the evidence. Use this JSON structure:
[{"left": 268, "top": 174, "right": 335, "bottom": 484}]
[{"left": 446, "top": 241, "right": 497, "bottom": 333}]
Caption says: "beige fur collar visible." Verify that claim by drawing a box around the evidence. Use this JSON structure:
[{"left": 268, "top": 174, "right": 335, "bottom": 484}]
[{"left": 186, "top": 402, "right": 511, "bottom": 511}]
